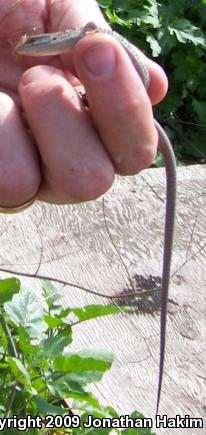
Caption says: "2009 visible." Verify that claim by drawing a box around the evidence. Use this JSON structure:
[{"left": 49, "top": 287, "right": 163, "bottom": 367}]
[{"left": 45, "top": 415, "right": 80, "bottom": 428}]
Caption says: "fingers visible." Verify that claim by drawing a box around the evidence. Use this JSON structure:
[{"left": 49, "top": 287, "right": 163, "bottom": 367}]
[
  {"left": 48, "top": 0, "right": 168, "bottom": 105},
  {"left": 19, "top": 66, "right": 114, "bottom": 204},
  {"left": 141, "top": 55, "right": 168, "bottom": 105},
  {"left": 74, "top": 32, "right": 158, "bottom": 175},
  {"left": 17, "top": 31, "right": 161, "bottom": 205},
  {"left": 0, "top": 93, "right": 41, "bottom": 207},
  {"left": 17, "top": 22, "right": 167, "bottom": 204}
]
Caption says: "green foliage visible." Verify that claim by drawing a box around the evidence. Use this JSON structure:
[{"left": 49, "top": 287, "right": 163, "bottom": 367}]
[
  {"left": 0, "top": 278, "right": 155, "bottom": 434},
  {"left": 0, "top": 278, "right": 20, "bottom": 305},
  {"left": 4, "top": 288, "right": 48, "bottom": 340},
  {"left": 98, "top": 0, "right": 206, "bottom": 163}
]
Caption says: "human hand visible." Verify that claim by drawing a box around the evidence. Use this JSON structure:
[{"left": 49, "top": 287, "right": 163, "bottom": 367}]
[{"left": 0, "top": 0, "right": 168, "bottom": 206}]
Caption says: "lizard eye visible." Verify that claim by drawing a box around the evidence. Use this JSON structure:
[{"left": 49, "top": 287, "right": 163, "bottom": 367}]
[{"left": 84, "top": 22, "right": 98, "bottom": 34}]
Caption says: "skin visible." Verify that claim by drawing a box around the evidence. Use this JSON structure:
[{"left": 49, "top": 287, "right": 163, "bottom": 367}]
[{"left": 0, "top": 0, "right": 168, "bottom": 206}]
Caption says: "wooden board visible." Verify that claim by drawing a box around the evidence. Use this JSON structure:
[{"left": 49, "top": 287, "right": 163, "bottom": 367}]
[{"left": 0, "top": 164, "right": 205, "bottom": 434}]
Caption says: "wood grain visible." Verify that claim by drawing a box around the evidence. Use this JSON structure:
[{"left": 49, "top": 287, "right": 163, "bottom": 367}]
[{"left": 0, "top": 164, "right": 205, "bottom": 433}]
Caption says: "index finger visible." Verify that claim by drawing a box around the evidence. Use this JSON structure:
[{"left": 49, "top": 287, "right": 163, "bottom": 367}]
[
  {"left": 74, "top": 31, "right": 158, "bottom": 175},
  {"left": 48, "top": 0, "right": 167, "bottom": 103}
]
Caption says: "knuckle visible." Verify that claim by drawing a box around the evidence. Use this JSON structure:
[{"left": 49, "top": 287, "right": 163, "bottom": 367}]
[
  {"left": 117, "top": 146, "right": 156, "bottom": 176},
  {"left": 0, "top": 171, "right": 39, "bottom": 206},
  {"left": 138, "top": 143, "right": 157, "bottom": 171},
  {"left": 60, "top": 165, "right": 114, "bottom": 203},
  {"left": 116, "top": 140, "right": 157, "bottom": 176}
]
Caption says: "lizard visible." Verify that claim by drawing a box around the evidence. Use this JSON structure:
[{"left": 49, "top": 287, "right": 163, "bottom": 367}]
[{"left": 15, "top": 22, "right": 177, "bottom": 414}]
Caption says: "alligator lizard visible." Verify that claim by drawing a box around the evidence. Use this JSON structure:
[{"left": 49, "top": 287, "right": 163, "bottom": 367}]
[{"left": 15, "top": 22, "right": 177, "bottom": 414}]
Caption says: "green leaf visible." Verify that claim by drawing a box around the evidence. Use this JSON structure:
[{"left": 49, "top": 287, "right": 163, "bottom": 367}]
[
  {"left": 168, "top": 18, "right": 206, "bottom": 47},
  {"left": 44, "top": 314, "right": 62, "bottom": 329},
  {"left": 61, "top": 304, "right": 132, "bottom": 324},
  {"left": 57, "top": 371, "right": 105, "bottom": 385},
  {"left": 47, "top": 370, "right": 107, "bottom": 398},
  {"left": 0, "top": 322, "right": 9, "bottom": 352},
  {"left": 6, "top": 356, "right": 35, "bottom": 394},
  {"left": 10, "top": 388, "right": 31, "bottom": 414},
  {"left": 34, "top": 395, "right": 65, "bottom": 416},
  {"left": 47, "top": 373, "right": 98, "bottom": 404},
  {"left": 105, "top": 8, "right": 129, "bottom": 26},
  {"left": 146, "top": 34, "right": 161, "bottom": 57},
  {"left": 53, "top": 349, "right": 114, "bottom": 373},
  {"left": 156, "top": 27, "right": 177, "bottom": 53},
  {"left": 192, "top": 99, "right": 206, "bottom": 123},
  {"left": 18, "top": 326, "right": 37, "bottom": 356},
  {"left": 0, "top": 278, "right": 20, "bottom": 305},
  {"left": 42, "top": 280, "right": 61, "bottom": 308},
  {"left": 130, "top": 0, "right": 159, "bottom": 28},
  {"left": 41, "top": 334, "right": 71, "bottom": 357},
  {"left": 4, "top": 287, "right": 48, "bottom": 339}
]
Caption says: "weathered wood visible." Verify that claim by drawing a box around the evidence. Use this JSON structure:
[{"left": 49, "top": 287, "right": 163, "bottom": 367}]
[{"left": 0, "top": 165, "right": 205, "bottom": 434}]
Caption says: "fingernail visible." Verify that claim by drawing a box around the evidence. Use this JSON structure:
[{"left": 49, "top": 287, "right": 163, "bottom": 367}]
[
  {"left": 82, "top": 44, "right": 116, "bottom": 79},
  {"left": 21, "top": 66, "right": 58, "bottom": 86}
]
